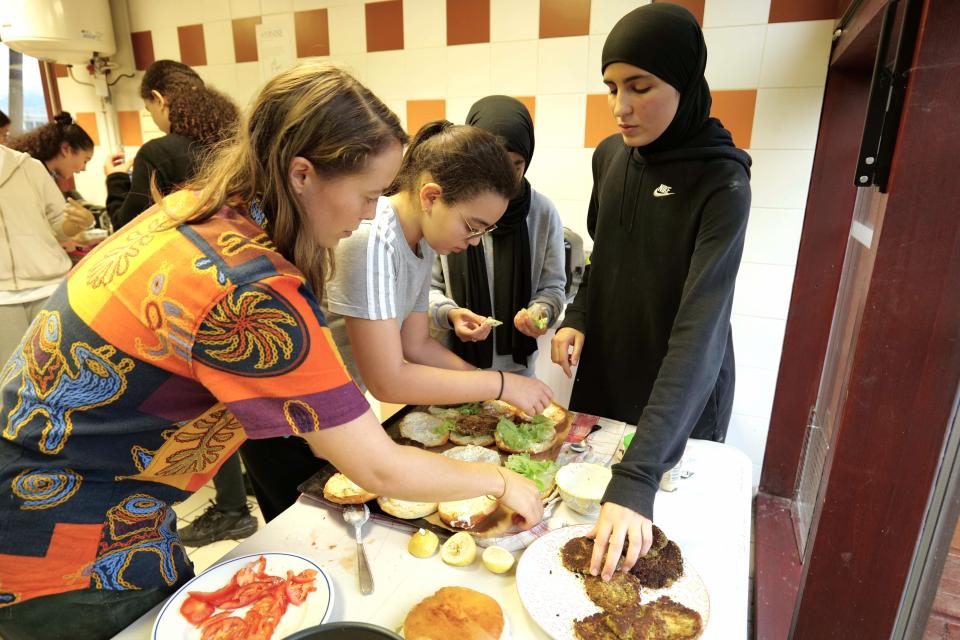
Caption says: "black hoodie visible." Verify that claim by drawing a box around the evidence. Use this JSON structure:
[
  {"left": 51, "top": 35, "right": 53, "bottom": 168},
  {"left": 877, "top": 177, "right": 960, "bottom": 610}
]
[{"left": 560, "top": 118, "right": 751, "bottom": 520}]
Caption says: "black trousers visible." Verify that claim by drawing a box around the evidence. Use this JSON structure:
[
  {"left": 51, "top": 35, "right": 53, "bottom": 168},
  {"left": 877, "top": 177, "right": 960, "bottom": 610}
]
[
  {"left": 211, "top": 451, "right": 248, "bottom": 513},
  {"left": 0, "top": 587, "right": 169, "bottom": 640},
  {"left": 239, "top": 436, "right": 324, "bottom": 522}
]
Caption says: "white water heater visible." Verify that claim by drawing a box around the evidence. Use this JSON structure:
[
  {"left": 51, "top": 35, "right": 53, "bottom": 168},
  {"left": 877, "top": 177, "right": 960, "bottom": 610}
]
[{"left": 0, "top": 0, "right": 116, "bottom": 64}]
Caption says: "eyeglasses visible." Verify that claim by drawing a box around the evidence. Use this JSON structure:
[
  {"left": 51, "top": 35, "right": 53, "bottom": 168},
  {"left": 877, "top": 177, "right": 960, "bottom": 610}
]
[{"left": 459, "top": 211, "right": 497, "bottom": 240}]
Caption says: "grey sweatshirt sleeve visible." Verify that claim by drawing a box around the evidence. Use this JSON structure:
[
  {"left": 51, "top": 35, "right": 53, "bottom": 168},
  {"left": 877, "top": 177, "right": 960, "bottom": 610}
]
[
  {"left": 429, "top": 254, "right": 458, "bottom": 330},
  {"left": 527, "top": 194, "right": 568, "bottom": 327},
  {"left": 602, "top": 174, "right": 750, "bottom": 520}
]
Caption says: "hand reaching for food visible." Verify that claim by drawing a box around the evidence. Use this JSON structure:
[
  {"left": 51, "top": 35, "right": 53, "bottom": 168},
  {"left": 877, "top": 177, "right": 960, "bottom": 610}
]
[
  {"left": 514, "top": 303, "right": 550, "bottom": 338},
  {"left": 497, "top": 466, "right": 544, "bottom": 529},
  {"left": 551, "top": 327, "right": 585, "bottom": 378},
  {"left": 500, "top": 372, "right": 553, "bottom": 417},
  {"left": 587, "top": 501, "right": 653, "bottom": 581}
]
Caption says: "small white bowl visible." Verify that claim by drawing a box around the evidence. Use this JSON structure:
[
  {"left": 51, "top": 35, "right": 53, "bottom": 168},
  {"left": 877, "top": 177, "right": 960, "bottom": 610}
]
[{"left": 555, "top": 463, "right": 612, "bottom": 516}]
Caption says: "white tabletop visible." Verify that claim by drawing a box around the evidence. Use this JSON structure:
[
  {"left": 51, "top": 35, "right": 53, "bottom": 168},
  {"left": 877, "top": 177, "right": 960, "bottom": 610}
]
[{"left": 116, "top": 430, "right": 752, "bottom": 639}]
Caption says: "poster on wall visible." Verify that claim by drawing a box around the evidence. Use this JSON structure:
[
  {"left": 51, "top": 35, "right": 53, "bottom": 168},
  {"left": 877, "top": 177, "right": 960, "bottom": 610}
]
[{"left": 256, "top": 18, "right": 295, "bottom": 84}]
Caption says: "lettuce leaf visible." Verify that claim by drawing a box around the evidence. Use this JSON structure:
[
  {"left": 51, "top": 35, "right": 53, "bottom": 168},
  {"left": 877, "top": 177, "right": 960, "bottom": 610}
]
[
  {"left": 432, "top": 419, "right": 456, "bottom": 435},
  {"left": 506, "top": 454, "right": 559, "bottom": 492},
  {"left": 456, "top": 402, "right": 482, "bottom": 415},
  {"left": 496, "top": 418, "right": 556, "bottom": 451}
]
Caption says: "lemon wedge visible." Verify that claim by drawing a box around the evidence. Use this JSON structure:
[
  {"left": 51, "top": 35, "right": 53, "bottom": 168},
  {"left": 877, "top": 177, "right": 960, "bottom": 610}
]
[
  {"left": 481, "top": 545, "right": 515, "bottom": 574},
  {"left": 440, "top": 531, "right": 477, "bottom": 566},
  {"left": 408, "top": 528, "right": 439, "bottom": 558}
]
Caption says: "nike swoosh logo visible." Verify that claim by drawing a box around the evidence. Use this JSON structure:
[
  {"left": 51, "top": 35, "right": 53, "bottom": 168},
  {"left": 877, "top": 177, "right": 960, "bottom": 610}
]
[{"left": 653, "top": 184, "right": 675, "bottom": 198}]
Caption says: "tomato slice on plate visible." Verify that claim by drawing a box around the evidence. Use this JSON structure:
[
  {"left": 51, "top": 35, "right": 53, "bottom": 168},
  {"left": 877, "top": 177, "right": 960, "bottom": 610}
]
[
  {"left": 189, "top": 581, "right": 239, "bottom": 606},
  {"left": 199, "top": 614, "right": 247, "bottom": 640},
  {"left": 218, "top": 582, "right": 277, "bottom": 610},
  {"left": 180, "top": 595, "right": 215, "bottom": 625}
]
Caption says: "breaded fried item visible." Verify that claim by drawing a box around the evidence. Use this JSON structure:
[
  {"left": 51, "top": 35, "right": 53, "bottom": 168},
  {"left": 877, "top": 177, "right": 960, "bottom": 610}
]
[
  {"left": 561, "top": 536, "right": 595, "bottom": 574},
  {"left": 582, "top": 571, "right": 642, "bottom": 611},
  {"left": 456, "top": 413, "right": 500, "bottom": 435},
  {"left": 573, "top": 612, "right": 621, "bottom": 640},
  {"left": 649, "top": 525, "right": 668, "bottom": 554},
  {"left": 647, "top": 596, "right": 702, "bottom": 640},
  {"left": 602, "top": 604, "right": 668, "bottom": 640},
  {"left": 630, "top": 540, "right": 684, "bottom": 589},
  {"left": 404, "top": 586, "right": 504, "bottom": 640}
]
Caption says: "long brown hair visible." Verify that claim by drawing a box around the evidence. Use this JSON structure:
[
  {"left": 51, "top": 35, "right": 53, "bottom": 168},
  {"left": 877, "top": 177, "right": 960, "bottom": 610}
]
[
  {"left": 7, "top": 112, "right": 94, "bottom": 162},
  {"left": 171, "top": 64, "right": 407, "bottom": 301},
  {"left": 141, "top": 60, "right": 238, "bottom": 149},
  {"left": 388, "top": 120, "right": 517, "bottom": 204}
]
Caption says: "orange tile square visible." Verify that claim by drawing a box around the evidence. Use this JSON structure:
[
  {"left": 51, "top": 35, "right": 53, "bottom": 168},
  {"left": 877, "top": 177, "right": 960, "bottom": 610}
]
[
  {"left": 74, "top": 112, "right": 100, "bottom": 146},
  {"left": 130, "top": 31, "right": 155, "bottom": 71},
  {"left": 584, "top": 94, "right": 617, "bottom": 148},
  {"left": 447, "top": 0, "right": 490, "bottom": 46},
  {"left": 407, "top": 99, "right": 446, "bottom": 137},
  {"left": 540, "top": 0, "right": 591, "bottom": 39},
  {"left": 178, "top": 24, "right": 207, "bottom": 67},
  {"left": 769, "top": 0, "right": 839, "bottom": 23},
  {"left": 515, "top": 96, "right": 536, "bottom": 123},
  {"left": 233, "top": 16, "right": 262, "bottom": 63},
  {"left": 652, "top": 0, "right": 704, "bottom": 26},
  {"left": 710, "top": 89, "right": 757, "bottom": 149},
  {"left": 366, "top": 0, "right": 405, "bottom": 52},
  {"left": 295, "top": 9, "right": 330, "bottom": 58},
  {"left": 117, "top": 111, "right": 143, "bottom": 147}
]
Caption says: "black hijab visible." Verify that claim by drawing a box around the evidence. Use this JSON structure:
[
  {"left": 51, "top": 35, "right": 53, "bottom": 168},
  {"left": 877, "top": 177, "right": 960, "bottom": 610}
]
[
  {"left": 601, "top": 3, "right": 714, "bottom": 155},
  {"left": 447, "top": 96, "right": 537, "bottom": 368}
]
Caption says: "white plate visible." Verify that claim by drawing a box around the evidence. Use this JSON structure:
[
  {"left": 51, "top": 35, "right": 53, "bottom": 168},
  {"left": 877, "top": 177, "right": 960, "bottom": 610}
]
[
  {"left": 516, "top": 524, "right": 710, "bottom": 639},
  {"left": 152, "top": 552, "right": 334, "bottom": 640}
]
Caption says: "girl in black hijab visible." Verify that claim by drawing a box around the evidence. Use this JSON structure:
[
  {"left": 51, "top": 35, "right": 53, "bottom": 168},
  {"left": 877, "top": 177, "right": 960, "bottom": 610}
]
[
  {"left": 430, "top": 96, "right": 567, "bottom": 375},
  {"left": 551, "top": 4, "right": 752, "bottom": 580}
]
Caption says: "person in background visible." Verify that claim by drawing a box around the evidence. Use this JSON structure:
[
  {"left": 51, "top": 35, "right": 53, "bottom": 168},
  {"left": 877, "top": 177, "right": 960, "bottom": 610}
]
[
  {"left": 0, "top": 64, "right": 543, "bottom": 640},
  {"left": 240, "top": 120, "right": 554, "bottom": 521},
  {"left": 429, "top": 96, "right": 566, "bottom": 376},
  {"left": 0, "top": 142, "right": 94, "bottom": 361},
  {"left": 0, "top": 110, "right": 10, "bottom": 145},
  {"left": 551, "top": 4, "right": 752, "bottom": 582},
  {"left": 103, "top": 60, "right": 253, "bottom": 548},
  {"left": 104, "top": 60, "right": 239, "bottom": 231}
]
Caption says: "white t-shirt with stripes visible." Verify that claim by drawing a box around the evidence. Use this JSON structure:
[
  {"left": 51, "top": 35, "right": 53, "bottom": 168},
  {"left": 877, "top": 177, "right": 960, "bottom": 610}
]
[{"left": 326, "top": 196, "right": 434, "bottom": 327}]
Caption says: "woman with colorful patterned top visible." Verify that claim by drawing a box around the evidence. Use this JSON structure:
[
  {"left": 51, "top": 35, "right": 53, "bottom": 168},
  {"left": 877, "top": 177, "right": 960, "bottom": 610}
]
[{"left": 0, "top": 64, "right": 544, "bottom": 640}]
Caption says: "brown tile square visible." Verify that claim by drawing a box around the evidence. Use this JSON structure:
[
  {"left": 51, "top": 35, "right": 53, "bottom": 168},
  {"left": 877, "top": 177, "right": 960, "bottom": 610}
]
[
  {"left": 710, "top": 89, "right": 757, "bottom": 148},
  {"left": 130, "top": 31, "right": 155, "bottom": 71},
  {"left": 117, "top": 111, "right": 143, "bottom": 147},
  {"left": 769, "top": 0, "right": 839, "bottom": 23},
  {"left": 53, "top": 64, "right": 69, "bottom": 78},
  {"left": 178, "top": 24, "right": 207, "bottom": 66},
  {"left": 366, "top": 1, "right": 404, "bottom": 52},
  {"left": 233, "top": 16, "right": 263, "bottom": 63},
  {"left": 652, "top": 0, "right": 704, "bottom": 26},
  {"left": 407, "top": 99, "right": 446, "bottom": 137},
  {"left": 584, "top": 93, "right": 617, "bottom": 147},
  {"left": 447, "top": 0, "right": 490, "bottom": 46},
  {"left": 74, "top": 112, "right": 100, "bottom": 146},
  {"left": 515, "top": 96, "right": 536, "bottom": 123},
  {"left": 295, "top": 9, "right": 330, "bottom": 58},
  {"left": 540, "top": 0, "right": 590, "bottom": 39}
]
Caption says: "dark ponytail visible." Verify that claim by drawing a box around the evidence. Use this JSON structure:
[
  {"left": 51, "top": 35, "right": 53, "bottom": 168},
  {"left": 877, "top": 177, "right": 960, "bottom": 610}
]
[
  {"left": 387, "top": 119, "right": 517, "bottom": 205},
  {"left": 7, "top": 111, "right": 94, "bottom": 162}
]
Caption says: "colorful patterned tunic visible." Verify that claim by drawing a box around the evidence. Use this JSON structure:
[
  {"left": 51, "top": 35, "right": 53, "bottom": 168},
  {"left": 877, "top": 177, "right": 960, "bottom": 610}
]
[{"left": 0, "top": 192, "right": 368, "bottom": 607}]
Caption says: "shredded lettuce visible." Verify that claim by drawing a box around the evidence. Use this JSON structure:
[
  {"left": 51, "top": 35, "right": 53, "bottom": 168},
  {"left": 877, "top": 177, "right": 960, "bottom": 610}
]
[
  {"left": 496, "top": 418, "right": 556, "bottom": 451},
  {"left": 534, "top": 316, "right": 549, "bottom": 330},
  {"left": 456, "top": 402, "right": 482, "bottom": 415},
  {"left": 506, "top": 454, "right": 559, "bottom": 492},
  {"left": 432, "top": 419, "right": 457, "bottom": 435}
]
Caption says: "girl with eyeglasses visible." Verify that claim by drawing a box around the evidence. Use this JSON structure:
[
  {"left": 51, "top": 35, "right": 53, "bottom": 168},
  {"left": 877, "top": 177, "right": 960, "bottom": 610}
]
[{"left": 239, "top": 119, "right": 554, "bottom": 521}]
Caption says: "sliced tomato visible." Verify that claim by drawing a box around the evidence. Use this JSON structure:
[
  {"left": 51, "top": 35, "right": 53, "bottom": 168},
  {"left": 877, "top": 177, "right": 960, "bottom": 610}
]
[
  {"left": 291, "top": 569, "right": 317, "bottom": 583},
  {"left": 218, "top": 582, "right": 277, "bottom": 610},
  {"left": 285, "top": 579, "right": 316, "bottom": 606},
  {"left": 180, "top": 595, "right": 215, "bottom": 625},
  {"left": 199, "top": 615, "right": 247, "bottom": 640},
  {"left": 235, "top": 556, "right": 267, "bottom": 586},
  {"left": 189, "top": 581, "right": 240, "bottom": 606},
  {"left": 244, "top": 590, "right": 287, "bottom": 640}
]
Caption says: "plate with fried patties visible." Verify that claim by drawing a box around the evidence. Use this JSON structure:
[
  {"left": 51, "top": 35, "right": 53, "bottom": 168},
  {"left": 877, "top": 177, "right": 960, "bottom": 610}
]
[{"left": 516, "top": 524, "right": 708, "bottom": 639}]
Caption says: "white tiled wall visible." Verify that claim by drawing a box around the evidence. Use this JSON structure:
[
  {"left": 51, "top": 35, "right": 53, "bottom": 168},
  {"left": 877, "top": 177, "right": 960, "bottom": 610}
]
[{"left": 57, "top": 0, "right": 837, "bottom": 489}]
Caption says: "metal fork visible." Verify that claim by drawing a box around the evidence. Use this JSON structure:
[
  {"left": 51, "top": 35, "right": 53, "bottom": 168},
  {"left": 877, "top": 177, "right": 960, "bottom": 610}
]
[{"left": 342, "top": 504, "right": 374, "bottom": 594}]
